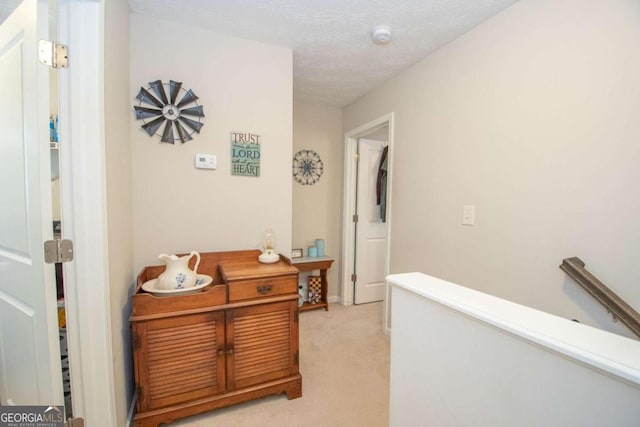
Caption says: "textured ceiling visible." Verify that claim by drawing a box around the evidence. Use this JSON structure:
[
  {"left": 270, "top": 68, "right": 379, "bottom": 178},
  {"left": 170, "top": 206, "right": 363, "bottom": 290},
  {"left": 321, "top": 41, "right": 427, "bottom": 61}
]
[
  {"left": 129, "top": 0, "right": 519, "bottom": 106},
  {"left": 1, "top": 0, "right": 520, "bottom": 107}
]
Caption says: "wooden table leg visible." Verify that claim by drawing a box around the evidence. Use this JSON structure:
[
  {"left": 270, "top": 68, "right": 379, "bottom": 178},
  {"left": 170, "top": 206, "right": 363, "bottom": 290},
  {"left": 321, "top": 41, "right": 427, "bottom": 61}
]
[{"left": 320, "top": 268, "right": 329, "bottom": 311}]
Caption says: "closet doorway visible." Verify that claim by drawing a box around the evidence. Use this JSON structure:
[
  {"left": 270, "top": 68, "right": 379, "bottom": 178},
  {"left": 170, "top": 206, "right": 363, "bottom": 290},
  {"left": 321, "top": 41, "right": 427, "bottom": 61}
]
[
  {"left": 342, "top": 113, "right": 394, "bottom": 319},
  {"left": 0, "top": 1, "right": 117, "bottom": 423},
  {"left": 0, "top": 0, "right": 65, "bottom": 408}
]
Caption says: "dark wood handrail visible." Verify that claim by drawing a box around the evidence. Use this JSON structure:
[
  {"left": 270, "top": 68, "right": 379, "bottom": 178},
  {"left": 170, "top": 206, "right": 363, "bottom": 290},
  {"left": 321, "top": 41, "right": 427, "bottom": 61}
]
[{"left": 560, "top": 257, "right": 640, "bottom": 338}]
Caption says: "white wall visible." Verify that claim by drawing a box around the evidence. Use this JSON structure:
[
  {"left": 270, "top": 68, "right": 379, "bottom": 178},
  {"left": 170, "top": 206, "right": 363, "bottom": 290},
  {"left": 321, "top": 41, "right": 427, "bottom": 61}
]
[
  {"left": 104, "top": 0, "right": 133, "bottom": 423},
  {"left": 293, "top": 101, "right": 343, "bottom": 299},
  {"left": 388, "top": 273, "right": 640, "bottom": 427},
  {"left": 130, "top": 13, "right": 293, "bottom": 271},
  {"left": 344, "top": 0, "right": 640, "bottom": 337}
]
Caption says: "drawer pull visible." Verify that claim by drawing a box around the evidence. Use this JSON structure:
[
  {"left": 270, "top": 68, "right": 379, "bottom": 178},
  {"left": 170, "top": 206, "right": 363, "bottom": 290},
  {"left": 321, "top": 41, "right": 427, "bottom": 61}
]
[{"left": 257, "top": 285, "right": 273, "bottom": 295}]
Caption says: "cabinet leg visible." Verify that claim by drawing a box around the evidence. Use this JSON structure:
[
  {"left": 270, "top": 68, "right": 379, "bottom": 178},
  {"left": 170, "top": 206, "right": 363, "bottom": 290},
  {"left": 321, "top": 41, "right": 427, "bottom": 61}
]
[{"left": 286, "top": 378, "right": 302, "bottom": 400}]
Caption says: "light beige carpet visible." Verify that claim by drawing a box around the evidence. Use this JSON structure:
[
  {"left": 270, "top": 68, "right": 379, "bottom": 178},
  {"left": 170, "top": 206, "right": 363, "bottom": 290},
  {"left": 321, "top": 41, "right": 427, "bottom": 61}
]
[{"left": 170, "top": 302, "right": 390, "bottom": 427}]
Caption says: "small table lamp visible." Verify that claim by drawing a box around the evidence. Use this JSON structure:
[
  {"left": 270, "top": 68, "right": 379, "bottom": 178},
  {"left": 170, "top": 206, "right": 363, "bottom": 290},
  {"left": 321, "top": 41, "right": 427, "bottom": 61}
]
[{"left": 258, "top": 228, "right": 280, "bottom": 264}]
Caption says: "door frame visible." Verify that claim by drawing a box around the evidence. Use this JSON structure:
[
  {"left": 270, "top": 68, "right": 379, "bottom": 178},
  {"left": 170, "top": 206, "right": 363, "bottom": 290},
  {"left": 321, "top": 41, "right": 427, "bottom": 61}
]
[
  {"left": 341, "top": 113, "right": 394, "bottom": 307},
  {"left": 57, "top": 1, "right": 117, "bottom": 424}
]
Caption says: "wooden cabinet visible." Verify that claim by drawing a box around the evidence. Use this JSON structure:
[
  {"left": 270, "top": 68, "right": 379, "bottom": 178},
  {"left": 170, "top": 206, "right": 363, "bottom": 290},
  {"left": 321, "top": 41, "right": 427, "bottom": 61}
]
[
  {"left": 130, "top": 250, "right": 302, "bottom": 427},
  {"left": 226, "top": 300, "right": 299, "bottom": 390},
  {"left": 135, "top": 311, "right": 226, "bottom": 411}
]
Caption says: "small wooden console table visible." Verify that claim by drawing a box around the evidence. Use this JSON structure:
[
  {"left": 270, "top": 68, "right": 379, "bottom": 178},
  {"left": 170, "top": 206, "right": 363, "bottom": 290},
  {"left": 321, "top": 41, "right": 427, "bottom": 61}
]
[{"left": 290, "top": 256, "right": 334, "bottom": 312}]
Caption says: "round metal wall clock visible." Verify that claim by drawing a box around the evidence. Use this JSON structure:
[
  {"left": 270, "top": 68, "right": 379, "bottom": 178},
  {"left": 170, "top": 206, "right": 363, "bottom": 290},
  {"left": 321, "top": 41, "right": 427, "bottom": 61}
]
[
  {"left": 292, "top": 149, "right": 324, "bottom": 185},
  {"left": 133, "top": 79, "right": 205, "bottom": 144}
]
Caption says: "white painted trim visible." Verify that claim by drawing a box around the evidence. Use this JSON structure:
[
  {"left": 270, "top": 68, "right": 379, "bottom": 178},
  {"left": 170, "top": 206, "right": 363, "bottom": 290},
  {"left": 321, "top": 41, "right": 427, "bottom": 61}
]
[
  {"left": 327, "top": 295, "right": 340, "bottom": 304},
  {"left": 341, "top": 113, "right": 394, "bottom": 314},
  {"left": 387, "top": 272, "right": 640, "bottom": 386},
  {"left": 388, "top": 272, "right": 640, "bottom": 426},
  {"left": 57, "top": 1, "right": 117, "bottom": 425},
  {"left": 384, "top": 276, "right": 392, "bottom": 335},
  {"left": 126, "top": 390, "right": 137, "bottom": 427},
  {"left": 340, "top": 137, "right": 358, "bottom": 307}
]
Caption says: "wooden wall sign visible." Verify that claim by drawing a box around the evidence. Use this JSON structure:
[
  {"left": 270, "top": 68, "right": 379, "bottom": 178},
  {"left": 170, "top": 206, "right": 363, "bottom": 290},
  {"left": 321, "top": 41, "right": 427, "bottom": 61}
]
[{"left": 231, "top": 131, "right": 260, "bottom": 177}]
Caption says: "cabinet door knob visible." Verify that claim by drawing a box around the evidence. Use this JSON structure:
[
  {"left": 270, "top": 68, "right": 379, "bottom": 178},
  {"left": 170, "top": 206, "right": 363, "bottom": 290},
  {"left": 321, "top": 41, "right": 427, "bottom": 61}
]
[
  {"left": 218, "top": 349, "right": 225, "bottom": 356},
  {"left": 227, "top": 348, "right": 234, "bottom": 355},
  {"left": 257, "top": 285, "right": 272, "bottom": 295}
]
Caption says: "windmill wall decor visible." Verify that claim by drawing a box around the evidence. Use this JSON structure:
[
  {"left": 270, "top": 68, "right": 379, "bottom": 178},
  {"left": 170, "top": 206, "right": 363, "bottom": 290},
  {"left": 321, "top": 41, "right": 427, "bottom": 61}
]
[{"left": 134, "top": 80, "right": 205, "bottom": 144}]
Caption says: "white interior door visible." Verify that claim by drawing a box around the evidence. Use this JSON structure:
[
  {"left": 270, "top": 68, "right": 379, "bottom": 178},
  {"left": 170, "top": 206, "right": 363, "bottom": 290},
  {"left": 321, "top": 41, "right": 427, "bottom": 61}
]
[
  {"left": 0, "top": 0, "right": 63, "bottom": 406},
  {"left": 354, "top": 138, "right": 389, "bottom": 304}
]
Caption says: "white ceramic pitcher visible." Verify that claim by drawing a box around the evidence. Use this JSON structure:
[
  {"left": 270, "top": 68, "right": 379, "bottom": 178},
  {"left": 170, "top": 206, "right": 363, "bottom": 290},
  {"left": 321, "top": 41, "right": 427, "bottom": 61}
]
[{"left": 156, "top": 251, "right": 201, "bottom": 290}]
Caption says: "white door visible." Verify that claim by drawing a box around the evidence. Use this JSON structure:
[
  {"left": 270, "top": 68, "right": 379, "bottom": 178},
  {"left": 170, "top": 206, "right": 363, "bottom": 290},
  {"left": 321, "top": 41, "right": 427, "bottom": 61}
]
[
  {"left": 354, "top": 138, "right": 389, "bottom": 304},
  {"left": 0, "top": 0, "right": 63, "bottom": 406}
]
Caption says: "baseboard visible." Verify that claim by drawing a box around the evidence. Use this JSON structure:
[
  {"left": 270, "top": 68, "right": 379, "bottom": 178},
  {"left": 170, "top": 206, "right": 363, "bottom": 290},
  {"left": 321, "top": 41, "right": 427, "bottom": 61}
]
[
  {"left": 126, "top": 390, "right": 137, "bottom": 427},
  {"left": 328, "top": 295, "right": 340, "bottom": 304},
  {"left": 332, "top": 296, "right": 352, "bottom": 306}
]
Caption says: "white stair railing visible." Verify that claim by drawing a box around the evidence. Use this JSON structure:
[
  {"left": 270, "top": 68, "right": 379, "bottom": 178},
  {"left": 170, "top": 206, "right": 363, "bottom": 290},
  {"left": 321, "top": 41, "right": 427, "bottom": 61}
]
[{"left": 386, "top": 272, "right": 640, "bottom": 427}]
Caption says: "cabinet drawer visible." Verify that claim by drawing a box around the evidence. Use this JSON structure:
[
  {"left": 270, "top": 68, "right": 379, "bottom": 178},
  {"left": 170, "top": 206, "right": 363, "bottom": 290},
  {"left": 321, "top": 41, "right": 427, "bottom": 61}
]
[{"left": 229, "top": 276, "right": 297, "bottom": 302}]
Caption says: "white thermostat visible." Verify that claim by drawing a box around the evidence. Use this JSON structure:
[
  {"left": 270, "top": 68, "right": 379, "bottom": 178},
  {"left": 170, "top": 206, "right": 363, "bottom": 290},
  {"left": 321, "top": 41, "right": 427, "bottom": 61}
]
[{"left": 195, "top": 153, "right": 217, "bottom": 170}]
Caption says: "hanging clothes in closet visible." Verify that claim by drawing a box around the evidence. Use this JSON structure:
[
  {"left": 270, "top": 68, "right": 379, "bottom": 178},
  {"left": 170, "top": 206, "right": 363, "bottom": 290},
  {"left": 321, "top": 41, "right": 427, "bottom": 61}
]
[{"left": 376, "top": 145, "right": 388, "bottom": 222}]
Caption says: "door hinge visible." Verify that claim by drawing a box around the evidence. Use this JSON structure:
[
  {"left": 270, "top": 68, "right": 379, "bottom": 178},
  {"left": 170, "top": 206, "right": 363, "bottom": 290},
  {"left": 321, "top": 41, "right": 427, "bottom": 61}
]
[
  {"left": 352, "top": 214, "right": 358, "bottom": 223},
  {"left": 64, "top": 418, "right": 84, "bottom": 427},
  {"left": 294, "top": 351, "right": 299, "bottom": 366},
  {"left": 354, "top": 153, "right": 360, "bottom": 162},
  {"left": 294, "top": 311, "right": 299, "bottom": 322},
  {"left": 44, "top": 239, "right": 74, "bottom": 264},
  {"left": 137, "top": 386, "right": 143, "bottom": 401},
  {"left": 39, "top": 40, "right": 68, "bottom": 69},
  {"left": 351, "top": 274, "right": 357, "bottom": 282}
]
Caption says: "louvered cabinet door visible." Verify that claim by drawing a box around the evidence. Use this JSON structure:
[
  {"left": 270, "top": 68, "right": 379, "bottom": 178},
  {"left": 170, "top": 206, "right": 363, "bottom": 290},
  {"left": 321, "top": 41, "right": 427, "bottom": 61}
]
[
  {"left": 134, "top": 311, "right": 226, "bottom": 411},
  {"left": 226, "top": 300, "right": 299, "bottom": 390}
]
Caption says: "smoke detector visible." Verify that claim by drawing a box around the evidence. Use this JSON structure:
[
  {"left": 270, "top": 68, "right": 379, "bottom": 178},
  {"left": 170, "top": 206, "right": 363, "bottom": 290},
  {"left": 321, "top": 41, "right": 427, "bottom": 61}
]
[{"left": 371, "top": 25, "right": 392, "bottom": 45}]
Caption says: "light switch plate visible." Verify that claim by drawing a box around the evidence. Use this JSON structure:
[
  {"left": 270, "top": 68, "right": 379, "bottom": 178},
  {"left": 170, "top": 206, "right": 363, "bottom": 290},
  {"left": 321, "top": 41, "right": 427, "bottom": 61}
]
[
  {"left": 462, "top": 205, "right": 475, "bottom": 225},
  {"left": 195, "top": 153, "right": 217, "bottom": 170}
]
